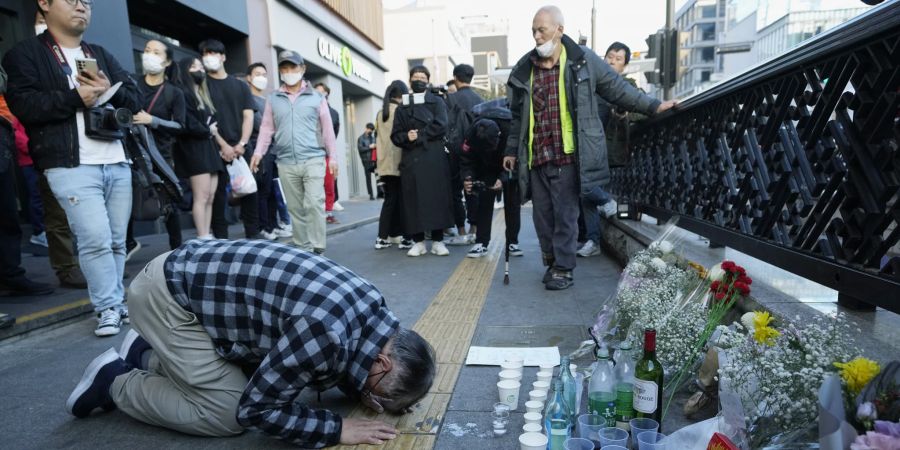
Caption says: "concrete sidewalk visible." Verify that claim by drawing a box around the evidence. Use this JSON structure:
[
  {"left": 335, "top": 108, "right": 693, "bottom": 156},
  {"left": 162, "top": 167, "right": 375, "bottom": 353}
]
[{"left": 0, "top": 197, "right": 383, "bottom": 341}]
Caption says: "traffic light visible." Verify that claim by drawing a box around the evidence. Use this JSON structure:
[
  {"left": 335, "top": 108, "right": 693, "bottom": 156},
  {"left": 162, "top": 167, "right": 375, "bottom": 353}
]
[
  {"left": 644, "top": 31, "right": 663, "bottom": 86},
  {"left": 661, "top": 28, "right": 679, "bottom": 90}
]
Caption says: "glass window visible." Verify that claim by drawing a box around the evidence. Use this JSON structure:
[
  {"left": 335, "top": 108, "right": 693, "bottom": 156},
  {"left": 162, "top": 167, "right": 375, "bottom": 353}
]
[
  {"left": 701, "top": 5, "right": 717, "bottom": 18},
  {"left": 699, "top": 23, "right": 716, "bottom": 41},
  {"left": 701, "top": 70, "right": 711, "bottom": 82},
  {"left": 701, "top": 46, "right": 715, "bottom": 62}
]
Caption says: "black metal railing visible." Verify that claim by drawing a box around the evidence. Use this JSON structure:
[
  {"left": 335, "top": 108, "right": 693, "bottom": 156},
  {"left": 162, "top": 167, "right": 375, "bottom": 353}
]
[{"left": 609, "top": 1, "right": 900, "bottom": 312}]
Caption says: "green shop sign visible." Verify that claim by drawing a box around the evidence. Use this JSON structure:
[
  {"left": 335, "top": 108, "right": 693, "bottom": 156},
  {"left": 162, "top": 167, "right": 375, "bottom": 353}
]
[{"left": 317, "top": 37, "right": 372, "bottom": 83}]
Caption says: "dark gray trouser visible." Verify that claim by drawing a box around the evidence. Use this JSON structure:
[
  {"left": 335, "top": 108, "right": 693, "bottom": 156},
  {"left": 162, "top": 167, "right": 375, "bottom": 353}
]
[{"left": 530, "top": 163, "right": 579, "bottom": 272}]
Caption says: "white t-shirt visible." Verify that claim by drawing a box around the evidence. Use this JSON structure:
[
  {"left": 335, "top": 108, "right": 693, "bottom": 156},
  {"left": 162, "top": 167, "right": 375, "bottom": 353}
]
[{"left": 61, "top": 46, "right": 126, "bottom": 165}]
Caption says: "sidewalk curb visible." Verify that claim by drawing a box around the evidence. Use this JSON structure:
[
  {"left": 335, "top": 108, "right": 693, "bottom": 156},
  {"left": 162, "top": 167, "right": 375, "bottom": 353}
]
[{"left": 0, "top": 215, "right": 379, "bottom": 342}]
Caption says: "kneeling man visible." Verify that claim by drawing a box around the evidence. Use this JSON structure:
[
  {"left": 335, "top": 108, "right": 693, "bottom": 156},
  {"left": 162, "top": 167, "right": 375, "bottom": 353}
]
[{"left": 66, "top": 240, "right": 436, "bottom": 448}]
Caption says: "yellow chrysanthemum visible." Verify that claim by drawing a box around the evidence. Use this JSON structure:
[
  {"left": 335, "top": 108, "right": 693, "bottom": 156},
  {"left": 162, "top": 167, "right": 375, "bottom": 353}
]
[
  {"left": 834, "top": 357, "right": 881, "bottom": 395},
  {"left": 751, "top": 311, "right": 780, "bottom": 345}
]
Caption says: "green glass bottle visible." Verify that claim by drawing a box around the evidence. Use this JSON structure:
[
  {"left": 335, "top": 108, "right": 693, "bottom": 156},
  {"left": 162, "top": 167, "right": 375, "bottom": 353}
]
[{"left": 633, "top": 328, "right": 664, "bottom": 426}]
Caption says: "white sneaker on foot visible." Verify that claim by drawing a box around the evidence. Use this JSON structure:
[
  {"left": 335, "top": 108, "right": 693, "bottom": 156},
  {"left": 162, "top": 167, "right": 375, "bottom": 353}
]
[
  {"left": 431, "top": 241, "right": 450, "bottom": 256},
  {"left": 95, "top": 308, "right": 122, "bottom": 337},
  {"left": 601, "top": 200, "right": 618, "bottom": 218},
  {"left": 260, "top": 230, "right": 278, "bottom": 240},
  {"left": 446, "top": 234, "right": 471, "bottom": 246},
  {"left": 466, "top": 243, "right": 488, "bottom": 258},
  {"left": 577, "top": 239, "right": 602, "bottom": 257},
  {"left": 332, "top": 201, "right": 345, "bottom": 211},
  {"left": 407, "top": 242, "right": 427, "bottom": 257},
  {"left": 508, "top": 243, "right": 524, "bottom": 257},
  {"left": 399, "top": 239, "right": 414, "bottom": 249},
  {"left": 30, "top": 232, "right": 48, "bottom": 247},
  {"left": 375, "top": 238, "right": 392, "bottom": 249}
]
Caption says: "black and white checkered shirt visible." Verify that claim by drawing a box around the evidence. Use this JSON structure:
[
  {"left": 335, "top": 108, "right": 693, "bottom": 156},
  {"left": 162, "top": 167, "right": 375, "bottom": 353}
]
[{"left": 164, "top": 240, "right": 400, "bottom": 448}]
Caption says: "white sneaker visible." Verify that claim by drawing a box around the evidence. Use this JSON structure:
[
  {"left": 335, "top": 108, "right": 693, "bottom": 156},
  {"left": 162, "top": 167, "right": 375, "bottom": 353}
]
[
  {"left": 332, "top": 201, "right": 345, "bottom": 211},
  {"left": 125, "top": 241, "right": 142, "bottom": 262},
  {"left": 407, "top": 242, "right": 427, "bottom": 257},
  {"left": 30, "top": 232, "right": 48, "bottom": 247},
  {"left": 431, "top": 241, "right": 450, "bottom": 256},
  {"left": 277, "top": 220, "right": 293, "bottom": 232},
  {"left": 388, "top": 236, "right": 403, "bottom": 244},
  {"left": 466, "top": 243, "right": 488, "bottom": 258},
  {"left": 119, "top": 305, "right": 130, "bottom": 324},
  {"left": 398, "top": 239, "right": 414, "bottom": 249},
  {"left": 95, "top": 308, "right": 122, "bottom": 337},
  {"left": 260, "top": 230, "right": 278, "bottom": 240},
  {"left": 375, "top": 238, "right": 392, "bottom": 249},
  {"left": 446, "top": 234, "right": 471, "bottom": 246},
  {"left": 601, "top": 200, "right": 618, "bottom": 218},
  {"left": 577, "top": 239, "right": 602, "bottom": 257},
  {"left": 508, "top": 243, "right": 524, "bottom": 257}
]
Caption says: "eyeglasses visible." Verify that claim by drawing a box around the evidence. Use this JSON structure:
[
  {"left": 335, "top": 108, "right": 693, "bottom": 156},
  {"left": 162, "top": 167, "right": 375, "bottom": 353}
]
[
  {"left": 62, "top": 0, "right": 93, "bottom": 9},
  {"left": 361, "top": 369, "right": 390, "bottom": 412}
]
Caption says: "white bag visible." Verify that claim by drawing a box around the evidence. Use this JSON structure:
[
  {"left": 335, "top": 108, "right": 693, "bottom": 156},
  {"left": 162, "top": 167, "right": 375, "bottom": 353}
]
[{"left": 227, "top": 156, "right": 258, "bottom": 197}]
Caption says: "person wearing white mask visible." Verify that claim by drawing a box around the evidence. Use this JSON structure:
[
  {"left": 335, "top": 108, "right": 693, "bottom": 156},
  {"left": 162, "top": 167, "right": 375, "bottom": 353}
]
[
  {"left": 197, "top": 38, "right": 260, "bottom": 240},
  {"left": 245, "top": 62, "right": 289, "bottom": 241},
  {"left": 249, "top": 50, "right": 338, "bottom": 254},
  {"left": 126, "top": 39, "right": 186, "bottom": 254},
  {"left": 502, "top": 5, "right": 677, "bottom": 290}
]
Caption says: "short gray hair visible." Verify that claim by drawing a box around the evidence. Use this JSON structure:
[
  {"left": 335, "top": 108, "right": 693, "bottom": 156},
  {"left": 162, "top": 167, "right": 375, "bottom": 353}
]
[
  {"left": 536, "top": 5, "right": 565, "bottom": 27},
  {"left": 380, "top": 328, "right": 436, "bottom": 412}
]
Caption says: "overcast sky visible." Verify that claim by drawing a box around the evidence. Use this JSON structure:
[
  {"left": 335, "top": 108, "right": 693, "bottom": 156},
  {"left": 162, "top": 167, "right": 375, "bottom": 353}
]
[{"left": 385, "top": 0, "right": 671, "bottom": 58}]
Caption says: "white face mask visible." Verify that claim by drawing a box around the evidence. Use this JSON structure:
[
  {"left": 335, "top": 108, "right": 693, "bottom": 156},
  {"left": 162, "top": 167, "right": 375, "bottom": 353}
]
[
  {"left": 535, "top": 30, "right": 559, "bottom": 58},
  {"left": 281, "top": 71, "right": 304, "bottom": 87},
  {"left": 35, "top": 24, "right": 48, "bottom": 36},
  {"left": 251, "top": 76, "right": 268, "bottom": 91},
  {"left": 142, "top": 53, "right": 165, "bottom": 75},
  {"left": 202, "top": 55, "right": 222, "bottom": 72}
]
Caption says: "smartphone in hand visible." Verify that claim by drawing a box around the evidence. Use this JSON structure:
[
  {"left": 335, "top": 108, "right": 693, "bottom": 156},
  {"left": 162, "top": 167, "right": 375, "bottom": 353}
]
[{"left": 75, "top": 57, "right": 99, "bottom": 77}]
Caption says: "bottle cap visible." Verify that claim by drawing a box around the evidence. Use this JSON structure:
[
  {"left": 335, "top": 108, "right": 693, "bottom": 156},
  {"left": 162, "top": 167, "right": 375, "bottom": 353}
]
[
  {"left": 597, "top": 345, "right": 610, "bottom": 359},
  {"left": 644, "top": 328, "right": 657, "bottom": 352}
]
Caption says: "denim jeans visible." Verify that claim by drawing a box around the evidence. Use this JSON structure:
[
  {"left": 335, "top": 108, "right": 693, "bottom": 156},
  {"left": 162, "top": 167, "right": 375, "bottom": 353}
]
[
  {"left": 45, "top": 163, "right": 131, "bottom": 312},
  {"left": 21, "top": 165, "right": 45, "bottom": 235},
  {"left": 581, "top": 184, "right": 613, "bottom": 244}
]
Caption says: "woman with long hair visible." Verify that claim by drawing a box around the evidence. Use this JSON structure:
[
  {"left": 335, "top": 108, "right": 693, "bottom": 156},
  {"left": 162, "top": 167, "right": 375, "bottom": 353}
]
[
  {"left": 373, "top": 80, "right": 411, "bottom": 249},
  {"left": 170, "top": 57, "right": 223, "bottom": 239}
]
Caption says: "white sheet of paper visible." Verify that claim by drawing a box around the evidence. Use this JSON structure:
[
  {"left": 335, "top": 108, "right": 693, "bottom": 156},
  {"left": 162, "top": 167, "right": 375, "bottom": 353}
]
[{"left": 464, "top": 346, "right": 561, "bottom": 367}]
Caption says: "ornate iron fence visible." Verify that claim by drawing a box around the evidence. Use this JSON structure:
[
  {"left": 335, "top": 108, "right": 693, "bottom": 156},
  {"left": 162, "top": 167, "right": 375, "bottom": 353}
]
[{"left": 608, "top": 2, "right": 899, "bottom": 312}]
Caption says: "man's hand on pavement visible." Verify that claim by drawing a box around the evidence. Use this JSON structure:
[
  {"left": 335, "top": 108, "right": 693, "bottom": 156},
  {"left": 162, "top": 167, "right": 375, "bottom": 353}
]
[
  {"left": 656, "top": 100, "right": 678, "bottom": 114},
  {"left": 502, "top": 156, "right": 516, "bottom": 172},
  {"left": 339, "top": 418, "right": 398, "bottom": 445}
]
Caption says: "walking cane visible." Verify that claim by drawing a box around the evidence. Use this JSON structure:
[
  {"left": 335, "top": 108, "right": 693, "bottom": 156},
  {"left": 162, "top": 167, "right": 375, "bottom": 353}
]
[{"left": 503, "top": 168, "right": 512, "bottom": 285}]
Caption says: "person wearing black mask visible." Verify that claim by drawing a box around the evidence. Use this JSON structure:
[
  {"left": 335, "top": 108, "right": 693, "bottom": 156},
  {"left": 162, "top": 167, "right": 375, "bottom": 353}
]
[
  {"left": 125, "top": 39, "right": 185, "bottom": 256},
  {"left": 390, "top": 66, "right": 454, "bottom": 257},
  {"left": 171, "top": 57, "right": 225, "bottom": 240}
]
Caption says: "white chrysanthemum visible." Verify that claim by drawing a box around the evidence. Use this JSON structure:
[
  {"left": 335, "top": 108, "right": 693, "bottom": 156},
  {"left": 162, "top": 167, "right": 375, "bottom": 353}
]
[
  {"left": 708, "top": 263, "right": 726, "bottom": 282},
  {"left": 740, "top": 312, "right": 756, "bottom": 331},
  {"left": 649, "top": 257, "right": 667, "bottom": 271}
]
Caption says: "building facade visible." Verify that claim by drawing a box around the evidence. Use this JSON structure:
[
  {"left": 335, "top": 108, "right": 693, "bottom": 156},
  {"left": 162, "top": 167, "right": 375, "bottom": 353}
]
[
  {"left": 0, "top": 0, "right": 386, "bottom": 199},
  {"left": 673, "top": 0, "right": 727, "bottom": 99}
]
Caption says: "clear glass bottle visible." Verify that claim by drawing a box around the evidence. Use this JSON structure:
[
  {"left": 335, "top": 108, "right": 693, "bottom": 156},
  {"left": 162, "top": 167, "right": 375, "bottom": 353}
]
[
  {"left": 559, "top": 356, "right": 577, "bottom": 421},
  {"left": 614, "top": 339, "right": 636, "bottom": 430},
  {"left": 544, "top": 379, "right": 572, "bottom": 450},
  {"left": 588, "top": 346, "right": 617, "bottom": 427}
]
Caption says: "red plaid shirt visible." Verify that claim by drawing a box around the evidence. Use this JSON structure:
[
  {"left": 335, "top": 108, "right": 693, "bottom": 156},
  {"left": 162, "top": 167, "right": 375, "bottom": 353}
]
[{"left": 530, "top": 56, "right": 575, "bottom": 167}]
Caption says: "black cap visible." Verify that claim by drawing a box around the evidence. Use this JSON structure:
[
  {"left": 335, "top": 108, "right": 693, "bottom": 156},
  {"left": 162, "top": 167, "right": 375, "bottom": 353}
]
[{"left": 278, "top": 50, "right": 304, "bottom": 66}]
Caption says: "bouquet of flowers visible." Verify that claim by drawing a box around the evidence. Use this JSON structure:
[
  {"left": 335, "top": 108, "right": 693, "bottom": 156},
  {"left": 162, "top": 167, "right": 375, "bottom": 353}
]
[
  {"left": 848, "top": 360, "right": 900, "bottom": 450},
  {"left": 717, "top": 312, "right": 859, "bottom": 448}
]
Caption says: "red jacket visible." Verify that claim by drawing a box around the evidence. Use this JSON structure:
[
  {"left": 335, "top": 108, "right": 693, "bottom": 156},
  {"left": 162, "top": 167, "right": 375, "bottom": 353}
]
[{"left": 0, "top": 95, "right": 31, "bottom": 167}]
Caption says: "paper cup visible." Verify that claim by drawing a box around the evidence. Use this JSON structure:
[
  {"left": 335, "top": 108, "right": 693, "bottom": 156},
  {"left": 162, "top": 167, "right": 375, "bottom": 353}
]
[
  {"left": 499, "top": 369, "right": 522, "bottom": 382},
  {"left": 528, "top": 389, "right": 547, "bottom": 403},
  {"left": 522, "top": 423, "right": 542, "bottom": 433},
  {"left": 532, "top": 380, "right": 550, "bottom": 393},
  {"left": 525, "top": 400, "right": 544, "bottom": 413},
  {"left": 501, "top": 360, "right": 524, "bottom": 374},
  {"left": 539, "top": 363, "right": 556, "bottom": 372},
  {"left": 523, "top": 412, "right": 542, "bottom": 425},
  {"left": 519, "top": 432, "right": 548, "bottom": 450},
  {"left": 569, "top": 363, "right": 578, "bottom": 373},
  {"left": 536, "top": 370, "right": 553, "bottom": 383},
  {"left": 497, "top": 380, "right": 521, "bottom": 410}
]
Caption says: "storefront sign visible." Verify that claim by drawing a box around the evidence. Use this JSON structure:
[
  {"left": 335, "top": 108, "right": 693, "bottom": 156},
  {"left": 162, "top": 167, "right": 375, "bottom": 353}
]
[{"left": 317, "top": 36, "right": 372, "bottom": 83}]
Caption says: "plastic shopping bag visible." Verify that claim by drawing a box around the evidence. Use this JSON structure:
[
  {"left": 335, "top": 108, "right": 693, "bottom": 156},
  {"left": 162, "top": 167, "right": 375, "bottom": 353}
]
[{"left": 228, "top": 156, "right": 258, "bottom": 197}]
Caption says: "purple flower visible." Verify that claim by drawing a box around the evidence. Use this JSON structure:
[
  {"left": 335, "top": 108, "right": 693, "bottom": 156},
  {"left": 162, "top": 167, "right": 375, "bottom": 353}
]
[{"left": 857, "top": 402, "right": 878, "bottom": 421}]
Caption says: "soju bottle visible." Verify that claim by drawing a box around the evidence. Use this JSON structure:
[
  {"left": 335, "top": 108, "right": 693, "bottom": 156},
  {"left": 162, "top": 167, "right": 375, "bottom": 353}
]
[
  {"left": 544, "top": 379, "right": 571, "bottom": 450},
  {"left": 588, "top": 346, "right": 616, "bottom": 427},
  {"left": 633, "top": 329, "right": 664, "bottom": 425},
  {"left": 559, "top": 356, "right": 577, "bottom": 420},
  {"left": 614, "top": 339, "right": 636, "bottom": 430}
]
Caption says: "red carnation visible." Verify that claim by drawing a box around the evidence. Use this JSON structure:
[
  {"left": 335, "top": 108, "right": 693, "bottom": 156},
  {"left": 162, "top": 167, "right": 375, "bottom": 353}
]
[
  {"left": 710, "top": 280, "right": 721, "bottom": 291},
  {"left": 734, "top": 266, "right": 746, "bottom": 276},
  {"left": 738, "top": 275, "right": 753, "bottom": 285},
  {"left": 715, "top": 291, "right": 726, "bottom": 301},
  {"left": 734, "top": 281, "right": 750, "bottom": 296},
  {"left": 721, "top": 261, "right": 736, "bottom": 271}
]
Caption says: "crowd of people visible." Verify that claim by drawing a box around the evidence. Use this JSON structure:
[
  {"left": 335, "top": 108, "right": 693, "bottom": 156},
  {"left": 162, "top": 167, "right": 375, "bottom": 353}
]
[{"left": 0, "top": 1, "right": 679, "bottom": 448}]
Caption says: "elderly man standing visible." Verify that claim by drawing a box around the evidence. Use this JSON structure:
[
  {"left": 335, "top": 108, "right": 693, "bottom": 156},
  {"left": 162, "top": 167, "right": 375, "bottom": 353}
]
[
  {"left": 503, "top": 6, "right": 675, "bottom": 290},
  {"left": 66, "top": 239, "right": 436, "bottom": 448},
  {"left": 249, "top": 50, "right": 338, "bottom": 254}
]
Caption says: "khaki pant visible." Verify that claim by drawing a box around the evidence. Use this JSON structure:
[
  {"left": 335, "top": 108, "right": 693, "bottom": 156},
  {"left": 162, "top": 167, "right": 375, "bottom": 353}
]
[
  {"left": 278, "top": 157, "right": 326, "bottom": 252},
  {"left": 110, "top": 253, "right": 248, "bottom": 437}
]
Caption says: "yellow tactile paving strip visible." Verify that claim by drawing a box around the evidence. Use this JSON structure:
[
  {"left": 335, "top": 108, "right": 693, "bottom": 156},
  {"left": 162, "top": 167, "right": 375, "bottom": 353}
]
[{"left": 334, "top": 214, "right": 505, "bottom": 450}]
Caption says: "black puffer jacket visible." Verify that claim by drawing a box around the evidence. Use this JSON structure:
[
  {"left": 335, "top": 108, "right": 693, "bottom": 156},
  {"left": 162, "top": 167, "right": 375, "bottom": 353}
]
[{"left": 2, "top": 31, "right": 141, "bottom": 170}]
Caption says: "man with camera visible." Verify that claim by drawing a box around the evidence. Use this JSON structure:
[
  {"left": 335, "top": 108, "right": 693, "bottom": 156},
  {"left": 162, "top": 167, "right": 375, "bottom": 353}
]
[{"left": 3, "top": 0, "right": 141, "bottom": 336}]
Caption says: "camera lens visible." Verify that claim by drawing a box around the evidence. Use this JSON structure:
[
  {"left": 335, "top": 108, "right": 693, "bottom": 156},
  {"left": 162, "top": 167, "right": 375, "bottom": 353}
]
[{"left": 113, "top": 108, "right": 133, "bottom": 127}]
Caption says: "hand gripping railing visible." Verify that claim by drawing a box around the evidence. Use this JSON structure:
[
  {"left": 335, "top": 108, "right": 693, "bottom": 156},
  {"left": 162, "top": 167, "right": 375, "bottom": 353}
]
[{"left": 608, "top": 1, "right": 900, "bottom": 312}]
